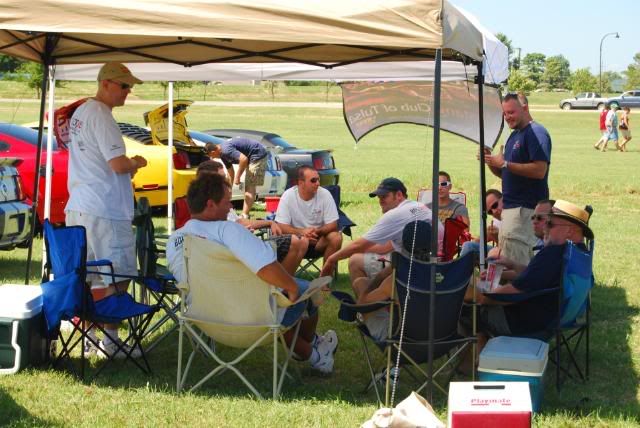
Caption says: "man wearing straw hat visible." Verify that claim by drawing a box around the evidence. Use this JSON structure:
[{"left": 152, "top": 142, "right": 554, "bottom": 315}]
[{"left": 466, "top": 200, "right": 593, "bottom": 353}]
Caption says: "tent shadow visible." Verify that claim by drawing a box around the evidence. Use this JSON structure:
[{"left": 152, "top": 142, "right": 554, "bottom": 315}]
[
  {"left": 0, "top": 387, "right": 61, "bottom": 426},
  {"left": 542, "top": 280, "right": 640, "bottom": 420}
]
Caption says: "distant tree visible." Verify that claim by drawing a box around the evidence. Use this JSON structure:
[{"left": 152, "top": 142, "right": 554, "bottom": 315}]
[
  {"left": 15, "top": 61, "right": 64, "bottom": 97},
  {"left": 568, "top": 68, "right": 598, "bottom": 93},
  {"left": 496, "top": 33, "right": 519, "bottom": 70},
  {"left": 623, "top": 53, "right": 640, "bottom": 90},
  {"left": 507, "top": 69, "right": 536, "bottom": 94},
  {"left": 0, "top": 54, "right": 24, "bottom": 74},
  {"left": 262, "top": 80, "right": 279, "bottom": 101},
  {"left": 522, "top": 52, "right": 546, "bottom": 85},
  {"left": 601, "top": 71, "right": 621, "bottom": 93},
  {"left": 159, "top": 81, "right": 193, "bottom": 98},
  {"left": 542, "top": 55, "right": 571, "bottom": 89}
]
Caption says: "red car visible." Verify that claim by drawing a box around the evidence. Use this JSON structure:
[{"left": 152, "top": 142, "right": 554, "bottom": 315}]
[{"left": 0, "top": 123, "right": 68, "bottom": 224}]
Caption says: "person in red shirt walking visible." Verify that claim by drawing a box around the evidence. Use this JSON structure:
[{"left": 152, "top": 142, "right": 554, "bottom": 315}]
[{"left": 594, "top": 104, "right": 610, "bottom": 150}]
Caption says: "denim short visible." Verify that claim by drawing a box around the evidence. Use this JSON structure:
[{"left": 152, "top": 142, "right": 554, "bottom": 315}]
[{"left": 280, "top": 278, "right": 318, "bottom": 327}]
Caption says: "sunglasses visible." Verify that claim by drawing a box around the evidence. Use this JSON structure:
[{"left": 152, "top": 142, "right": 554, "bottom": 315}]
[
  {"left": 309, "top": 177, "right": 319, "bottom": 183},
  {"left": 109, "top": 80, "right": 131, "bottom": 90},
  {"left": 531, "top": 214, "right": 548, "bottom": 221},
  {"left": 545, "top": 220, "right": 571, "bottom": 229},
  {"left": 487, "top": 200, "right": 499, "bottom": 215},
  {"left": 439, "top": 181, "right": 451, "bottom": 187}
]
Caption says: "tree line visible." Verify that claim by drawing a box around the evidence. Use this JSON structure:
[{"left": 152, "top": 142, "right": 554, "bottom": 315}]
[{"left": 497, "top": 33, "right": 640, "bottom": 94}]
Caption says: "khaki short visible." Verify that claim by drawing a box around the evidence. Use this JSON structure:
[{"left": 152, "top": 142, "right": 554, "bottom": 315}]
[
  {"left": 245, "top": 156, "right": 268, "bottom": 187},
  {"left": 65, "top": 211, "right": 137, "bottom": 285},
  {"left": 620, "top": 128, "right": 631, "bottom": 139},
  {"left": 499, "top": 206, "right": 535, "bottom": 266}
]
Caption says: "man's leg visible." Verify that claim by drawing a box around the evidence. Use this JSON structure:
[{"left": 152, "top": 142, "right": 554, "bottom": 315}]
[
  {"left": 242, "top": 157, "right": 267, "bottom": 217},
  {"left": 499, "top": 207, "right": 535, "bottom": 266},
  {"left": 348, "top": 253, "right": 367, "bottom": 284},
  {"left": 242, "top": 184, "right": 257, "bottom": 218},
  {"left": 318, "top": 231, "right": 343, "bottom": 264},
  {"left": 279, "top": 235, "right": 309, "bottom": 275}
]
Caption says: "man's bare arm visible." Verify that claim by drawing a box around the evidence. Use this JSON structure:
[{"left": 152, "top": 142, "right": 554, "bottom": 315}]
[
  {"left": 234, "top": 153, "right": 249, "bottom": 184},
  {"left": 256, "top": 261, "right": 299, "bottom": 302}
]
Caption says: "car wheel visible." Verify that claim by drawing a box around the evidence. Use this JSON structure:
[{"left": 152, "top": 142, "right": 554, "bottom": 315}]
[
  {"left": 561, "top": 103, "right": 572, "bottom": 111},
  {"left": 597, "top": 103, "right": 605, "bottom": 111}
]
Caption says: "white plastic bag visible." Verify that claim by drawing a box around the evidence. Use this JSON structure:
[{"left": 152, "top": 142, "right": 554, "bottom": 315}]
[{"left": 361, "top": 392, "right": 445, "bottom": 428}]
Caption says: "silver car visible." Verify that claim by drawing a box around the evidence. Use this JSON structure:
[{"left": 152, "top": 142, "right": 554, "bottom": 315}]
[
  {"left": 0, "top": 157, "right": 32, "bottom": 250},
  {"left": 607, "top": 90, "right": 640, "bottom": 109},
  {"left": 559, "top": 92, "right": 607, "bottom": 110}
]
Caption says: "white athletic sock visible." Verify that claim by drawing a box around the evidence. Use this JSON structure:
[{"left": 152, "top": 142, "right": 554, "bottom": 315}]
[{"left": 103, "top": 329, "right": 119, "bottom": 346}]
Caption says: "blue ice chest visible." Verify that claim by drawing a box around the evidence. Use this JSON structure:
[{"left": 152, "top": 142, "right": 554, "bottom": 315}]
[{"left": 478, "top": 336, "right": 549, "bottom": 412}]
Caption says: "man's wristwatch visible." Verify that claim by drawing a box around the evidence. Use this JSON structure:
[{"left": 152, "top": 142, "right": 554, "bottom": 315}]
[{"left": 501, "top": 160, "right": 508, "bottom": 170}]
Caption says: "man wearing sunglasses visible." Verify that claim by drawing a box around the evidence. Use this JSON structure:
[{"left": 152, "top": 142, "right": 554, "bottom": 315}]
[
  {"left": 276, "top": 166, "right": 342, "bottom": 269},
  {"left": 531, "top": 199, "right": 555, "bottom": 252},
  {"left": 460, "top": 200, "right": 593, "bottom": 370},
  {"left": 483, "top": 91, "right": 551, "bottom": 267},
  {"left": 426, "top": 171, "right": 469, "bottom": 226},
  {"left": 66, "top": 62, "right": 147, "bottom": 359}
]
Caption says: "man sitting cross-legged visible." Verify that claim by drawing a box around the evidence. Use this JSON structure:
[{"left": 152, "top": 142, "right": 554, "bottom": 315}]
[
  {"left": 459, "top": 199, "right": 594, "bottom": 371},
  {"left": 166, "top": 173, "right": 338, "bottom": 374},
  {"left": 275, "top": 166, "right": 343, "bottom": 272}
]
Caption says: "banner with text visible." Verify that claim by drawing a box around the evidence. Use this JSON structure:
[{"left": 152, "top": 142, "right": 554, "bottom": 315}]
[{"left": 341, "top": 81, "right": 503, "bottom": 147}]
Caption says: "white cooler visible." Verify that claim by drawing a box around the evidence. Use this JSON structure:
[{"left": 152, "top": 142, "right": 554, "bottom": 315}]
[{"left": 0, "top": 285, "right": 47, "bottom": 374}]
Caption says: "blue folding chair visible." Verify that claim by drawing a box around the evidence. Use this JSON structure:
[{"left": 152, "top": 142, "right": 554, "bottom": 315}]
[
  {"left": 333, "top": 251, "right": 475, "bottom": 404},
  {"left": 40, "top": 220, "right": 158, "bottom": 381},
  {"left": 484, "top": 240, "right": 594, "bottom": 390}
]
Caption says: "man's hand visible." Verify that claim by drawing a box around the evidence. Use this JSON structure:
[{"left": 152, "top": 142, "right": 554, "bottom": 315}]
[
  {"left": 484, "top": 151, "right": 505, "bottom": 169},
  {"left": 476, "top": 147, "right": 492, "bottom": 161},
  {"left": 270, "top": 221, "right": 282, "bottom": 236},
  {"left": 302, "top": 227, "right": 319, "bottom": 241},
  {"left": 320, "top": 255, "right": 337, "bottom": 277},
  {"left": 132, "top": 155, "right": 147, "bottom": 169},
  {"left": 487, "top": 224, "right": 499, "bottom": 242}
]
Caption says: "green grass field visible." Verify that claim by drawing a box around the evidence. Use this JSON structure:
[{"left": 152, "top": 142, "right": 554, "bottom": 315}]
[{"left": 1, "top": 97, "right": 639, "bottom": 426}]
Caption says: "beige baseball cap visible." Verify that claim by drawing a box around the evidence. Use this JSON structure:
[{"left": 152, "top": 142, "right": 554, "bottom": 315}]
[{"left": 97, "top": 62, "right": 142, "bottom": 86}]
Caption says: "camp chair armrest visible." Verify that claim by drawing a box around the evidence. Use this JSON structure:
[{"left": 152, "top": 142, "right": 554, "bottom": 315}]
[
  {"left": 483, "top": 286, "right": 561, "bottom": 303},
  {"left": 87, "top": 259, "right": 113, "bottom": 267},
  {"left": 331, "top": 290, "right": 392, "bottom": 322}
]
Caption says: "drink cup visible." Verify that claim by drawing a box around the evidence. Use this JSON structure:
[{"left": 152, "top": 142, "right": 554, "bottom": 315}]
[{"left": 486, "top": 261, "right": 504, "bottom": 291}]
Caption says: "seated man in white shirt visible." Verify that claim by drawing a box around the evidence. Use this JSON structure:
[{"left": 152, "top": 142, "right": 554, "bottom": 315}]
[
  {"left": 275, "top": 166, "right": 342, "bottom": 268},
  {"left": 166, "top": 173, "right": 337, "bottom": 374},
  {"left": 320, "top": 177, "right": 444, "bottom": 292}
]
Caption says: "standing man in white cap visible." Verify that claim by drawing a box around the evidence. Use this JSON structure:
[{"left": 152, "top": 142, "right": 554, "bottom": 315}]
[{"left": 65, "top": 62, "right": 147, "bottom": 358}]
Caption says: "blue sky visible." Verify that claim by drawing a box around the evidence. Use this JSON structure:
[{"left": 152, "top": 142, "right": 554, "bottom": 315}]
[{"left": 453, "top": 0, "right": 638, "bottom": 74}]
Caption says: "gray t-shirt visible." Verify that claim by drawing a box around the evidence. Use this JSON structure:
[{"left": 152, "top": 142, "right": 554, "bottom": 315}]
[{"left": 427, "top": 199, "right": 469, "bottom": 225}]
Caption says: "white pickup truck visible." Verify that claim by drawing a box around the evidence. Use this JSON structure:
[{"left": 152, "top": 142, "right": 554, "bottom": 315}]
[{"left": 559, "top": 92, "right": 607, "bottom": 110}]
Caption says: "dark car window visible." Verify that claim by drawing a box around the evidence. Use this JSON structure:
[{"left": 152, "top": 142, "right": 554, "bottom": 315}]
[
  {"left": 0, "top": 140, "right": 10, "bottom": 152},
  {"left": 0, "top": 123, "right": 59, "bottom": 149}
]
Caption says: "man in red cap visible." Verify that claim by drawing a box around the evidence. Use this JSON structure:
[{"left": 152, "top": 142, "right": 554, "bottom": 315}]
[{"left": 66, "top": 62, "right": 148, "bottom": 359}]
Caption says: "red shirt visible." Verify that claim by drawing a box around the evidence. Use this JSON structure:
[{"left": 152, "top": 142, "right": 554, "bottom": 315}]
[{"left": 599, "top": 109, "right": 608, "bottom": 131}]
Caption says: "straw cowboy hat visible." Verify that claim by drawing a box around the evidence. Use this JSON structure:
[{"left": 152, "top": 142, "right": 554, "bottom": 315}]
[{"left": 551, "top": 200, "right": 594, "bottom": 240}]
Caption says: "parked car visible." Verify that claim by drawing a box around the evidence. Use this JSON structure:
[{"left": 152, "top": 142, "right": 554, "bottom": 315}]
[
  {"left": 559, "top": 92, "right": 607, "bottom": 110},
  {"left": 189, "top": 130, "right": 287, "bottom": 202},
  {"left": 0, "top": 157, "right": 32, "bottom": 250},
  {"left": 606, "top": 90, "right": 640, "bottom": 109},
  {"left": 0, "top": 122, "right": 68, "bottom": 224},
  {"left": 202, "top": 129, "right": 339, "bottom": 188}
]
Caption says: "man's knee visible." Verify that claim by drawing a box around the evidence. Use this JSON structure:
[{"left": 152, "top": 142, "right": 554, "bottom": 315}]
[
  {"left": 327, "top": 231, "right": 342, "bottom": 247},
  {"left": 349, "top": 253, "right": 365, "bottom": 273}
]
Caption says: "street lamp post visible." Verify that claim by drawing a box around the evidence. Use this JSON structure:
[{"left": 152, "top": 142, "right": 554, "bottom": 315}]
[{"left": 600, "top": 32, "right": 620, "bottom": 93}]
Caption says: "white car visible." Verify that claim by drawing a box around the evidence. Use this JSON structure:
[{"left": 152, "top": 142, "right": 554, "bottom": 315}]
[{"left": 0, "top": 157, "right": 32, "bottom": 250}]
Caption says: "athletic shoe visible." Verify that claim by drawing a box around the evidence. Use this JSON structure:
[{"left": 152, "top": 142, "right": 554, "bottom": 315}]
[
  {"left": 316, "top": 330, "right": 338, "bottom": 357},
  {"left": 97, "top": 339, "right": 143, "bottom": 360},
  {"left": 82, "top": 339, "right": 100, "bottom": 357},
  {"left": 311, "top": 349, "right": 334, "bottom": 374}
]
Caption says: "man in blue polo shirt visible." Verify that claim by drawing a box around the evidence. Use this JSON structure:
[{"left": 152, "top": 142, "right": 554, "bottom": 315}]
[
  {"left": 206, "top": 137, "right": 268, "bottom": 219},
  {"left": 483, "top": 91, "right": 551, "bottom": 266}
]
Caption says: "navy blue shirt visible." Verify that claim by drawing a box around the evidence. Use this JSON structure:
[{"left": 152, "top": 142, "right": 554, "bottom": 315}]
[
  {"left": 220, "top": 137, "right": 267, "bottom": 167},
  {"left": 502, "top": 122, "right": 551, "bottom": 209},
  {"left": 504, "top": 242, "right": 587, "bottom": 335}
]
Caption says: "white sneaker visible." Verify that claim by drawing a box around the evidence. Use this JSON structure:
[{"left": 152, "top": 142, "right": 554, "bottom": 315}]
[
  {"left": 311, "top": 349, "right": 334, "bottom": 374},
  {"left": 316, "top": 330, "right": 338, "bottom": 357},
  {"left": 97, "top": 339, "right": 143, "bottom": 360}
]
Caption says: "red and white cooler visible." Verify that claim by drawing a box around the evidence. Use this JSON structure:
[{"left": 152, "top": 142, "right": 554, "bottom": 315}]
[{"left": 448, "top": 382, "right": 532, "bottom": 428}]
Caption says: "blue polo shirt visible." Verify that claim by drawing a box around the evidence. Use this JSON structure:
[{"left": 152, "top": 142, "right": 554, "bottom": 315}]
[
  {"left": 502, "top": 122, "right": 551, "bottom": 209},
  {"left": 220, "top": 137, "right": 267, "bottom": 168}
]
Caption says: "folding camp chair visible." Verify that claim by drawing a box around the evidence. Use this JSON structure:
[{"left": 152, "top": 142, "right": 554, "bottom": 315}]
[
  {"left": 417, "top": 189, "right": 470, "bottom": 260},
  {"left": 133, "top": 197, "right": 180, "bottom": 354},
  {"left": 484, "top": 240, "right": 594, "bottom": 390},
  {"left": 332, "top": 251, "right": 475, "bottom": 404},
  {"left": 296, "top": 184, "right": 356, "bottom": 279},
  {"left": 176, "top": 235, "right": 319, "bottom": 399},
  {"left": 40, "top": 220, "right": 158, "bottom": 381}
]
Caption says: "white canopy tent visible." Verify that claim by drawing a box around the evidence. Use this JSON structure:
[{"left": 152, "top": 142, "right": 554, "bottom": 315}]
[{"left": 1, "top": 0, "right": 507, "bottom": 402}]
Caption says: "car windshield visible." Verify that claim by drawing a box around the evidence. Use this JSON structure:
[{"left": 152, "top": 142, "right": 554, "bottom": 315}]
[
  {"left": 267, "top": 136, "right": 295, "bottom": 149},
  {"left": 0, "top": 124, "right": 59, "bottom": 150}
]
